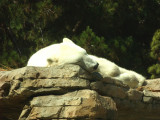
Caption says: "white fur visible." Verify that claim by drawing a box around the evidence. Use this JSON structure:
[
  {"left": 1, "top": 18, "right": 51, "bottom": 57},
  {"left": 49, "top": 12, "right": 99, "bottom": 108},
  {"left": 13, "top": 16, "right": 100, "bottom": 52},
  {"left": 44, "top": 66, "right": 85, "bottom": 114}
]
[
  {"left": 27, "top": 38, "right": 99, "bottom": 73},
  {"left": 89, "top": 55, "right": 145, "bottom": 88}
]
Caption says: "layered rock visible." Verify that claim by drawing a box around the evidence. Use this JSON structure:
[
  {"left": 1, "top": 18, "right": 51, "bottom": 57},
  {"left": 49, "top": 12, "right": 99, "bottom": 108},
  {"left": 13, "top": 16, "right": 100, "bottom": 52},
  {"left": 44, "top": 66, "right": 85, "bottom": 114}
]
[
  {"left": 19, "top": 90, "right": 117, "bottom": 120},
  {"left": 0, "top": 65, "right": 117, "bottom": 120},
  {"left": 0, "top": 64, "right": 160, "bottom": 120}
]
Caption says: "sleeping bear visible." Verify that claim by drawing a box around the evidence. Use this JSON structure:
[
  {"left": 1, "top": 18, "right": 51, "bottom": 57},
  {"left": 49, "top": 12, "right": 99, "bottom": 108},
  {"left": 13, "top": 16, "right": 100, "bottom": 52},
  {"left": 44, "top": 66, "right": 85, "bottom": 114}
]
[
  {"left": 27, "top": 38, "right": 99, "bottom": 73},
  {"left": 89, "top": 55, "right": 145, "bottom": 88}
]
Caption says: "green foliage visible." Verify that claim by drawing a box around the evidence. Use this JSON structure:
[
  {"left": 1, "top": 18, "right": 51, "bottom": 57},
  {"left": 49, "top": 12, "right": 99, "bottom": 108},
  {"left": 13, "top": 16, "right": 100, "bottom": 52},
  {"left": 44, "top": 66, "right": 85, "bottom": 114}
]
[
  {"left": 148, "top": 64, "right": 160, "bottom": 79},
  {"left": 148, "top": 29, "right": 160, "bottom": 78},
  {"left": 0, "top": 0, "right": 160, "bottom": 78},
  {"left": 72, "top": 26, "right": 109, "bottom": 57},
  {"left": 150, "top": 29, "right": 160, "bottom": 59},
  {"left": 108, "top": 36, "right": 134, "bottom": 61},
  {"left": 0, "top": 0, "right": 57, "bottom": 68}
]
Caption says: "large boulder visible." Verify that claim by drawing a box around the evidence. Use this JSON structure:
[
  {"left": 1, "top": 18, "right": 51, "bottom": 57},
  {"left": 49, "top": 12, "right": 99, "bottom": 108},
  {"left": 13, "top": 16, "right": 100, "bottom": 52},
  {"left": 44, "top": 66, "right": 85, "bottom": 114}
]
[{"left": 19, "top": 90, "right": 117, "bottom": 120}]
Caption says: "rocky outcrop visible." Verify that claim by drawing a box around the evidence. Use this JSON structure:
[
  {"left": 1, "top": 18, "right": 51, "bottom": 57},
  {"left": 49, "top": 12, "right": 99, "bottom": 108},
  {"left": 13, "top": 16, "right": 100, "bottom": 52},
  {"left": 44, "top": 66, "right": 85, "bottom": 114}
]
[
  {"left": 0, "top": 64, "right": 160, "bottom": 120},
  {"left": 19, "top": 90, "right": 117, "bottom": 120}
]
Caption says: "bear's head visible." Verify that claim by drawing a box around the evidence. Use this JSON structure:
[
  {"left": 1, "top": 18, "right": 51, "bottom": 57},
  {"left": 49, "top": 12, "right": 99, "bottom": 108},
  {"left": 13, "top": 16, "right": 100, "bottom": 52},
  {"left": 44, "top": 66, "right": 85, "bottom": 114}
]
[{"left": 54, "top": 38, "right": 99, "bottom": 73}]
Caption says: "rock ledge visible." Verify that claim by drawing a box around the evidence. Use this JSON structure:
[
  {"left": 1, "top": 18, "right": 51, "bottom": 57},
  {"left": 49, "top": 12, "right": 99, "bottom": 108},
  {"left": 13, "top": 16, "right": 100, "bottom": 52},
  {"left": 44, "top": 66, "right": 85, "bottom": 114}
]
[{"left": 0, "top": 65, "right": 160, "bottom": 120}]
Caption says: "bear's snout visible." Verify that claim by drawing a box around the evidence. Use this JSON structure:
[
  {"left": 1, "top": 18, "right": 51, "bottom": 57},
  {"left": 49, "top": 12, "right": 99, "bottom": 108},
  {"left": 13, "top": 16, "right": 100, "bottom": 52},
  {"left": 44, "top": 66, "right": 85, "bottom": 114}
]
[{"left": 93, "top": 63, "right": 99, "bottom": 70}]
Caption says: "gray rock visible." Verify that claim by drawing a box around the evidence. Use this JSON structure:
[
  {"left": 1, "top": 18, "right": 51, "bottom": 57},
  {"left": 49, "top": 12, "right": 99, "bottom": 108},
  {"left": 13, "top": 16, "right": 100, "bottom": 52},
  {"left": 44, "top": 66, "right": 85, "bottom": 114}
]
[
  {"left": 127, "top": 89, "right": 143, "bottom": 101},
  {"left": 143, "top": 96, "right": 153, "bottom": 103},
  {"left": 90, "top": 81, "right": 128, "bottom": 99}
]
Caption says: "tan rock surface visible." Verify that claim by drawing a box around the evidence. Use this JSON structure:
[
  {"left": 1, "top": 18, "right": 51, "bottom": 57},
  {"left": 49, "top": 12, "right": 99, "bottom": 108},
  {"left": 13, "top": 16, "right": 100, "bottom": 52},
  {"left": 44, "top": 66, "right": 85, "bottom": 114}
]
[
  {"left": 19, "top": 90, "right": 117, "bottom": 120},
  {"left": 1, "top": 64, "right": 160, "bottom": 120}
]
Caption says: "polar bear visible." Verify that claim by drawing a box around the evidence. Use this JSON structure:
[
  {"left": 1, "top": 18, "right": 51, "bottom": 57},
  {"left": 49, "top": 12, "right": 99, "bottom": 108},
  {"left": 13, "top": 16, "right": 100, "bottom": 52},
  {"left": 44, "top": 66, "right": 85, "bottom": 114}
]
[
  {"left": 89, "top": 55, "right": 145, "bottom": 88},
  {"left": 27, "top": 38, "right": 99, "bottom": 73}
]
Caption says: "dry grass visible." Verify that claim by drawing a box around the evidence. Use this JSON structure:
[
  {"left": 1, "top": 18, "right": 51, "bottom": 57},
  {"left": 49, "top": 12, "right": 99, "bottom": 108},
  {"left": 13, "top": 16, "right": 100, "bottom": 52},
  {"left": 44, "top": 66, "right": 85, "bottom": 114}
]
[
  {"left": 137, "top": 86, "right": 160, "bottom": 92},
  {"left": 0, "top": 64, "right": 13, "bottom": 71},
  {"left": 0, "top": 68, "right": 7, "bottom": 71}
]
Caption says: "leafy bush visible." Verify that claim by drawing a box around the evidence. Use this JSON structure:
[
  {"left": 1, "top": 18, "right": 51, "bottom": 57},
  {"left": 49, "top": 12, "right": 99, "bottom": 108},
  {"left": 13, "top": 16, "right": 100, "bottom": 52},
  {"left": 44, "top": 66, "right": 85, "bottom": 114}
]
[
  {"left": 72, "top": 26, "right": 109, "bottom": 57},
  {"left": 148, "top": 29, "right": 160, "bottom": 78}
]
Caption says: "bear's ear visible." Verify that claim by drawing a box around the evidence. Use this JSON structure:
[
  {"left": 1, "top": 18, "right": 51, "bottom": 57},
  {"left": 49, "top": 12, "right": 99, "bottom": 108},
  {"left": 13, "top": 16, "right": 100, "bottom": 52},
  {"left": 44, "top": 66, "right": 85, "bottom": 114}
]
[{"left": 63, "top": 38, "right": 75, "bottom": 44}]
